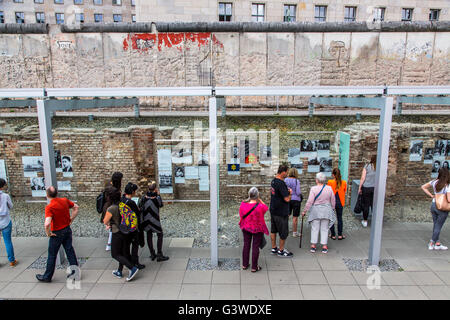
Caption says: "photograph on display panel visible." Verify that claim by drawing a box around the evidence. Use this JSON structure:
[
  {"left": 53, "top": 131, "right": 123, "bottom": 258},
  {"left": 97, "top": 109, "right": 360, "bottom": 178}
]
[
  {"left": 0, "top": 160, "right": 7, "bottom": 181},
  {"left": 307, "top": 157, "right": 320, "bottom": 173},
  {"left": 409, "top": 140, "right": 423, "bottom": 161},
  {"left": 57, "top": 180, "right": 71, "bottom": 191},
  {"left": 175, "top": 166, "right": 185, "bottom": 184},
  {"left": 300, "top": 140, "right": 318, "bottom": 159},
  {"left": 159, "top": 171, "right": 173, "bottom": 194},
  {"left": 55, "top": 150, "right": 62, "bottom": 172},
  {"left": 30, "top": 177, "right": 46, "bottom": 197},
  {"left": 424, "top": 148, "right": 434, "bottom": 164},
  {"left": 22, "top": 156, "right": 44, "bottom": 178},
  {"left": 172, "top": 148, "right": 193, "bottom": 165},
  {"left": 434, "top": 140, "right": 447, "bottom": 157},
  {"left": 319, "top": 157, "right": 333, "bottom": 177},
  {"left": 62, "top": 155, "right": 73, "bottom": 177},
  {"left": 260, "top": 145, "right": 272, "bottom": 165},
  {"left": 317, "top": 140, "right": 330, "bottom": 158}
]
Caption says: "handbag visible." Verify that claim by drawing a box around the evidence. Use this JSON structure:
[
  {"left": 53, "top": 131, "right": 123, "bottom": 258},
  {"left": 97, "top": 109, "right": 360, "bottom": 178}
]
[
  {"left": 354, "top": 193, "right": 363, "bottom": 214},
  {"left": 259, "top": 235, "right": 267, "bottom": 249},
  {"left": 435, "top": 194, "right": 450, "bottom": 211}
]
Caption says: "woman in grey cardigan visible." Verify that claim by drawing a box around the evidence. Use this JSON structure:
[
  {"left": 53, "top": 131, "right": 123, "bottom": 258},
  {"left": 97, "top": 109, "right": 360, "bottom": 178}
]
[{"left": 301, "top": 172, "right": 336, "bottom": 254}]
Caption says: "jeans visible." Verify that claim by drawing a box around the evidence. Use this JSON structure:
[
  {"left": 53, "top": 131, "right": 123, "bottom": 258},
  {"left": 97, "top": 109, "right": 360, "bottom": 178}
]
[
  {"left": 147, "top": 230, "right": 164, "bottom": 255},
  {"left": 431, "top": 202, "right": 449, "bottom": 243},
  {"left": 1, "top": 221, "right": 15, "bottom": 262},
  {"left": 362, "top": 186, "right": 374, "bottom": 220},
  {"left": 43, "top": 226, "right": 78, "bottom": 280},
  {"left": 111, "top": 232, "right": 134, "bottom": 272},
  {"left": 242, "top": 229, "right": 263, "bottom": 270},
  {"left": 330, "top": 206, "right": 343, "bottom": 237}
]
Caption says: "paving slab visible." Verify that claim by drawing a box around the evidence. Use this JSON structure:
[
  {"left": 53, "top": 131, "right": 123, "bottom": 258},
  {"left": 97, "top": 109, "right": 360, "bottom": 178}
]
[
  {"left": 240, "top": 270, "right": 269, "bottom": 285},
  {"left": 268, "top": 270, "right": 299, "bottom": 285},
  {"left": 296, "top": 270, "right": 327, "bottom": 285},
  {"left": 148, "top": 284, "right": 181, "bottom": 300},
  {"left": 81, "top": 257, "right": 114, "bottom": 270},
  {"left": 158, "top": 258, "right": 188, "bottom": 271},
  {"left": 212, "top": 271, "right": 240, "bottom": 284},
  {"left": 359, "top": 285, "right": 398, "bottom": 300},
  {"left": 300, "top": 284, "right": 334, "bottom": 300},
  {"left": 351, "top": 271, "right": 387, "bottom": 286},
  {"left": 330, "top": 285, "right": 366, "bottom": 300},
  {"left": 419, "top": 286, "right": 450, "bottom": 300},
  {"left": 85, "top": 283, "right": 123, "bottom": 300},
  {"left": 407, "top": 271, "right": 446, "bottom": 286},
  {"left": 179, "top": 284, "right": 211, "bottom": 300},
  {"left": 265, "top": 257, "right": 294, "bottom": 271},
  {"left": 0, "top": 282, "right": 37, "bottom": 299},
  {"left": 421, "top": 258, "right": 450, "bottom": 272},
  {"left": 170, "top": 238, "right": 194, "bottom": 248},
  {"left": 241, "top": 284, "right": 272, "bottom": 300},
  {"left": 395, "top": 258, "right": 432, "bottom": 271},
  {"left": 210, "top": 284, "right": 241, "bottom": 300},
  {"left": 117, "top": 283, "right": 152, "bottom": 300},
  {"left": 435, "top": 271, "right": 450, "bottom": 285},
  {"left": 381, "top": 272, "right": 415, "bottom": 286},
  {"left": 292, "top": 258, "right": 321, "bottom": 271},
  {"left": 183, "top": 270, "right": 213, "bottom": 284},
  {"left": 324, "top": 271, "right": 357, "bottom": 285},
  {"left": 25, "top": 282, "right": 65, "bottom": 299},
  {"left": 317, "top": 257, "right": 348, "bottom": 271},
  {"left": 270, "top": 284, "right": 303, "bottom": 300},
  {"left": 154, "top": 270, "right": 186, "bottom": 284},
  {"left": 55, "top": 282, "right": 94, "bottom": 300},
  {"left": 389, "top": 285, "right": 429, "bottom": 300}
]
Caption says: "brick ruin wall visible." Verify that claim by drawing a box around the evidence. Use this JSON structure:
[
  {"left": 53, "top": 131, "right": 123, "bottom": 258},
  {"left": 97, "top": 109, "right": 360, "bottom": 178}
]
[
  {"left": 0, "top": 29, "right": 449, "bottom": 110},
  {"left": 0, "top": 120, "right": 448, "bottom": 204}
]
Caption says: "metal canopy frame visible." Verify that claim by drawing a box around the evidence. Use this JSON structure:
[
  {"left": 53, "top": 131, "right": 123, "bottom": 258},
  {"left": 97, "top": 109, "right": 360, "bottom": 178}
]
[{"left": 2, "top": 85, "right": 450, "bottom": 268}]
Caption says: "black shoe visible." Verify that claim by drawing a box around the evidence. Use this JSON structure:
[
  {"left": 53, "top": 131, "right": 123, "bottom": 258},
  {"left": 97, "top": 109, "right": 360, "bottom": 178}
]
[
  {"left": 150, "top": 252, "right": 157, "bottom": 261},
  {"left": 135, "top": 263, "right": 146, "bottom": 270},
  {"left": 156, "top": 254, "right": 169, "bottom": 262},
  {"left": 36, "top": 274, "right": 51, "bottom": 283}
]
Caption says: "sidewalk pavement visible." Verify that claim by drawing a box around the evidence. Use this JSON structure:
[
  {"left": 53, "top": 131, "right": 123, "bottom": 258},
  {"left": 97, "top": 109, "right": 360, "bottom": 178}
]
[{"left": 0, "top": 221, "right": 448, "bottom": 300}]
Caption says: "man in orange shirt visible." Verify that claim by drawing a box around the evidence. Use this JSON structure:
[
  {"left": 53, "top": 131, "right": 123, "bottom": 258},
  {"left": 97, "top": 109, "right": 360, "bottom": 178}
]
[{"left": 36, "top": 186, "right": 79, "bottom": 282}]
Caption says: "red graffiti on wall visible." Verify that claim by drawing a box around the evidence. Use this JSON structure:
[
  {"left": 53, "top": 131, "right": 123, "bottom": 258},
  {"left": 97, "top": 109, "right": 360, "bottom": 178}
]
[{"left": 123, "top": 32, "right": 223, "bottom": 52}]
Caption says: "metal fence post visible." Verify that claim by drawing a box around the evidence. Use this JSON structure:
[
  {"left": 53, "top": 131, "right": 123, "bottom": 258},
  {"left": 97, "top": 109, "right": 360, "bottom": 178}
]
[
  {"left": 209, "top": 96, "right": 218, "bottom": 268},
  {"left": 368, "top": 97, "right": 393, "bottom": 266}
]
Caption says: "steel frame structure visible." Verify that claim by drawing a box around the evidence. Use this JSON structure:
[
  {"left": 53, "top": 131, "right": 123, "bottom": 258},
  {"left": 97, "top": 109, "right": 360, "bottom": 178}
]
[{"left": 1, "top": 85, "right": 449, "bottom": 267}]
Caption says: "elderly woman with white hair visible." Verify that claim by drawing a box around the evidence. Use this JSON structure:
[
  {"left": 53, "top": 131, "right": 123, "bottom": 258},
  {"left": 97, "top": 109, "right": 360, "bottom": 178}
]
[
  {"left": 239, "top": 187, "right": 269, "bottom": 272},
  {"left": 301, "top": 172, "right": 336, "bottom": 253}
]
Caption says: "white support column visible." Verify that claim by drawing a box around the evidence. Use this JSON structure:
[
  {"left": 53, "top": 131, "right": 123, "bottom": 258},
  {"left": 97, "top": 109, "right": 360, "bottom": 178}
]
[
  {"left": 37, "top": 99, "right": 65, "bottom": 265},
  {"left": 368, "top": 97, "right": 393, "bottom": 266},
  {"left": 209, "top": 97, "right": 218, "bottom": 267}
]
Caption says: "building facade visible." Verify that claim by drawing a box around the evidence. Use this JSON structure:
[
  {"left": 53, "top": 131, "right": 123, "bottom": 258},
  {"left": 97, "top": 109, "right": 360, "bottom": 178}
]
[
  {"left": 0, "top": 0, "right": 448, "bottom": 24},
  {"left": 136, "top": 0, "right": 449, "bottom": 23},
  {"left": 0, "top": 0, "right": 136, "bottom": 24}
]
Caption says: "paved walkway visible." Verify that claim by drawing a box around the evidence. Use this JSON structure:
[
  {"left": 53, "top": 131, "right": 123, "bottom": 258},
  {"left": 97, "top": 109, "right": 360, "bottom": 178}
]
[{"left": 0, "top": 221, "right": 448, "bottom": 300}]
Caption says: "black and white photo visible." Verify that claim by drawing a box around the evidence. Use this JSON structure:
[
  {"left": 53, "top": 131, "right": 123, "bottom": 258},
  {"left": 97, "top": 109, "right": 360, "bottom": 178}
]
[
  {"left": 434, "top": 140, "right": 447, "bottom": 157},
  {"left": 288, "top": 148, "right": 300, "bottom": 164},
  {"left": 30, "top": 177, "right": 46, "bottom": 197},
  {"left": 431, "top": 159, "right": 441, "bottom": 178},
  {"left": 198, "top": 154, "right": 208, "bottom": 166},
  {"left": 301, "top": 140, "right": 318, "bottom": 159},
  {"left": 54, "top": 150, "right": 62, "bottom": 172},
  {"left": 290, "top": 161, "right": 303, "bottom": 174},
  {"left": 57, "top": 180, "right": 71, "bottom": 191},
  {"left": 317, "top": 140, "right": 330, "bottom": 158},
  {"left": 175, "top": 166, "right": 185, "bottom": 184},
  {"left": 159, "top": 171, "right": 173, "bottom": 194},
  {"left": 409, "top": 140, "right": 423, "bottom": 161},
  {"left": 307, "top": 157, "right": 320, "bottom": 173},
  {"left": 22, "top": 156, "right": 44, "bottom": 178},
  {"left": 260, "top": 145, "right": 272, "bottom": 165},
  {"left": 171, "top": 148, "right": 193, "bottom": 165},
  {"left": 319, "top": 157, "right": 333, "bottom": 176},
  {"left": 62, "top": 155, "right": 73, "bottom": 177},
  {"left": 442, "top": 160, "right": 450, "bottom": 170},
  {"left": 424, "top": 148, "right": 434, "bottom": 164}
]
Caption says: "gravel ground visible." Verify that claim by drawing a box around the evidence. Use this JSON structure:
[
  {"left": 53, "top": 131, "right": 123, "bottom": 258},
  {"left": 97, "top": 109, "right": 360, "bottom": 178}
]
[
  {"left": 8, "top": 198, "right": 434, "bottom": 248},
  {"left": 187, "top": 258, "right": 241, "bottom": 271},
  {"left": 343, "top": 258, "right": 402, "bottom": 272}
]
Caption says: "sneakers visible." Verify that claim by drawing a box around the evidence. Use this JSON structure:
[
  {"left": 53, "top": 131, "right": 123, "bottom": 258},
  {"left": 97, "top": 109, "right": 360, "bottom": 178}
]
[
  {"left": 428, "top": 241, "right": 435, "bottom": 250},
  {"left": 321, "top": 246, "right": 328, "bottom": 254},
  {"left": 434, "top": 243, "right": 448, "bottom": 250},
  {"left": 277, "top": 249, "right": 293, "bottom": 258},
  {"left": 126, "top": 266, "right": 139, "bottom": 282},
  {"left": 9, "top": 260, "right": 18, "bottom": 267},
  {"left": 310, "top": 246, "right": 317, "bottom": 253},
  {"left": 112, "top": 270, "right": 123, "bottom": 279},
  {"left": 271, "top": 247, "right": 279, "bottom": 254},
  {"left": 135, "top": 263, "right": 146, "bottom": 270},
  {"left": 361, "top": 220, "right": 368, "bottom": 228},
  {"left": 292, "top": 232, "right": 299, "bottom": 238},
  {"left": 156, "top": 254, "right": 169, "bottom": 262},
  {"left": 106, "top": 244, "right": 111, "bottom": 251}
]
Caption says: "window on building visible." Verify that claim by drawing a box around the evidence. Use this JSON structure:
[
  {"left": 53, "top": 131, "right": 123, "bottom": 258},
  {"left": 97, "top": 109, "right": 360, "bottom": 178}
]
[
  {"left": 93, "top": 0, "right": 102, "bottom": 4},
  {"left": 74, "top": 0, "right": 83, "bottom": 4},
  {"left": 429, "top": 9, "right": 440, "bottom": 21},
  {"left": 251, "top": 3, "right": 265, "bottom": 22},
  {"left": 0, "top": 12, "right": 4, "bottom": 24},
  {"left": 131, "top": 0, "right": 135, "bottom": 6},
  {"left": 219, "top": 2, "right": 232, "bottom": 21},
  {"left": 401, "top": 8, "right": 413, "bottom": 21},
  {"left": 76, "top": 13, "right": 84, "bottom": 23},
  {"left": 16, "top": 12, "right": 25, "bottom": 23},
  {"left": 55, "top": 13, "right": 64, "bottom": 24},
  {"left": 283, "top": 4, "right": 296, "bottom": 22},
  {"left": 35, "top": 0, "right": 44, "bottom": 3},
  {"left": 36, "top": 12, "right": 45, "bottom": 23},
  {"left": 113, "top": 14, "right": 122, "bottom": 22},
  {"left": 14, "top": 0, "right": 24, "bottom": 3},
  {"left": 344, "top": 6, "right": 356, "bottom": 22},
  {"left": 373, "top": 7, "right": 385, "bottom": 22},
  {"left": 132, "top": 14, "right": 136, "bottom": 22},
  {"left": 113, "top": 0, "right": 121, "bottom": 5},
  {"left": 54, "top": 0, "right": 64, "bottom": 4},
  {"left": 314, "top": 5, "right": 327, "bottom": 22},
  {"left": 94, "top": 13, "right": 103, "bottom": 22}
]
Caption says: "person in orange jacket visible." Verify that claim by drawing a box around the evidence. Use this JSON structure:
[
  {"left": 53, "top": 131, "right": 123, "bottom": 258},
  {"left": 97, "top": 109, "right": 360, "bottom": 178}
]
[{"left": 327, "top": 168, "right": 347, "bottom": 240}]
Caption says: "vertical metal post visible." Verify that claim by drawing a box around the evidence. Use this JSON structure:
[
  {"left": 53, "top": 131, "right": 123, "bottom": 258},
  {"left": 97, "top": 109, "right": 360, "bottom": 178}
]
[
  {"left": 396, "top": 97, "right": 403, "bottom": 115},
  {"left": 134, "top": 104, "right": 140, "bottom": 118},
  {"left": 37, "top": 99, "right": 65, "bottom": 265},
  {"left": 209, "top": 97, "right": 218, "bottom": 267},
  {"left": 308, "top": 102, "right": 314, "bottom": 117},
  {"left": 368, "top": 97, "right": 393, "bottom": 266}
]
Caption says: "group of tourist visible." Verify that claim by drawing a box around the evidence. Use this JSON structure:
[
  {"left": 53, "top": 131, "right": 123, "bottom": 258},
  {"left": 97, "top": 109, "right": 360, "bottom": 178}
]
[
  {"left": 0, "top": 156, "right": 448, "bottom": 284},
  {"left": 238, "top": 157, "right": 450, "bottom": 272}
]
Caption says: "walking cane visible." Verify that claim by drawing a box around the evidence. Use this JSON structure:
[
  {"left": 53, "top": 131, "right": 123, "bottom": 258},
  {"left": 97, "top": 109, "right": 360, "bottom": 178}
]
[{"left": 299, "top": 214, "right": 304, "bottom": 248}]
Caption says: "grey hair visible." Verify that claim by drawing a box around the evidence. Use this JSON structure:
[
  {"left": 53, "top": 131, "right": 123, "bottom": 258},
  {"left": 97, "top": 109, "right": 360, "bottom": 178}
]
[
  {"left": 246, "top": 187, "right": 259, "bottom": 201},
  {"left": 316, "top": 172, "right": 327, "bottom": 184}
]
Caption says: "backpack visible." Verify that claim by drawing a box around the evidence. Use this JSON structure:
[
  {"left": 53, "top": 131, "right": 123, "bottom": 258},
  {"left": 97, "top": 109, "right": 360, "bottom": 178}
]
[
  {"left": 96, "top": 192, "right": 105, "bottom": 214},
  {"left": 118, "top": 201, "right": 138, "bottom": 234}
]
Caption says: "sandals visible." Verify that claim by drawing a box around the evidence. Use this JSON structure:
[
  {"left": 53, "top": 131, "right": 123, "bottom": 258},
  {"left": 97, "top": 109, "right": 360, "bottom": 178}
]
[
  {"left": 338, "top": 235, "right": 346, "bottom": 240},
  {"left": 251, "top": 266, "right": 262, "bottom": 273},
  {"left": 330, "top": 235, "right": 336, "bottom": 240},
  {"left": 242, "top": 266, "right": 249, "bottom": 270}
]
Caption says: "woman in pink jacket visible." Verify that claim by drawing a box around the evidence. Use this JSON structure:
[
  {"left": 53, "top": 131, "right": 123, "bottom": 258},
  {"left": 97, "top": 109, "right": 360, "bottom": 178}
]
[{"left": 239, "top": 187, "right": 269, "bottom": 272}]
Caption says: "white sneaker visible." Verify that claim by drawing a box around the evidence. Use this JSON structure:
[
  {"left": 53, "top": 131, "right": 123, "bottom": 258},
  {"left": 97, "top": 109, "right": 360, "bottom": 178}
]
[
  {"left": 106, "top": 244, "right": 111, "bottom": 251},
  {"left": 361, "top": 220, "right": 368, "bottom": 228},
  {"left": 428, "top": 242, "right": 435, "bottom": 250},
  {"left": 434, "top": 243, "right": 448, "bottom": 250},
  {"left": 292, "top": 232, "right": 299, "bottom": 238}
]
